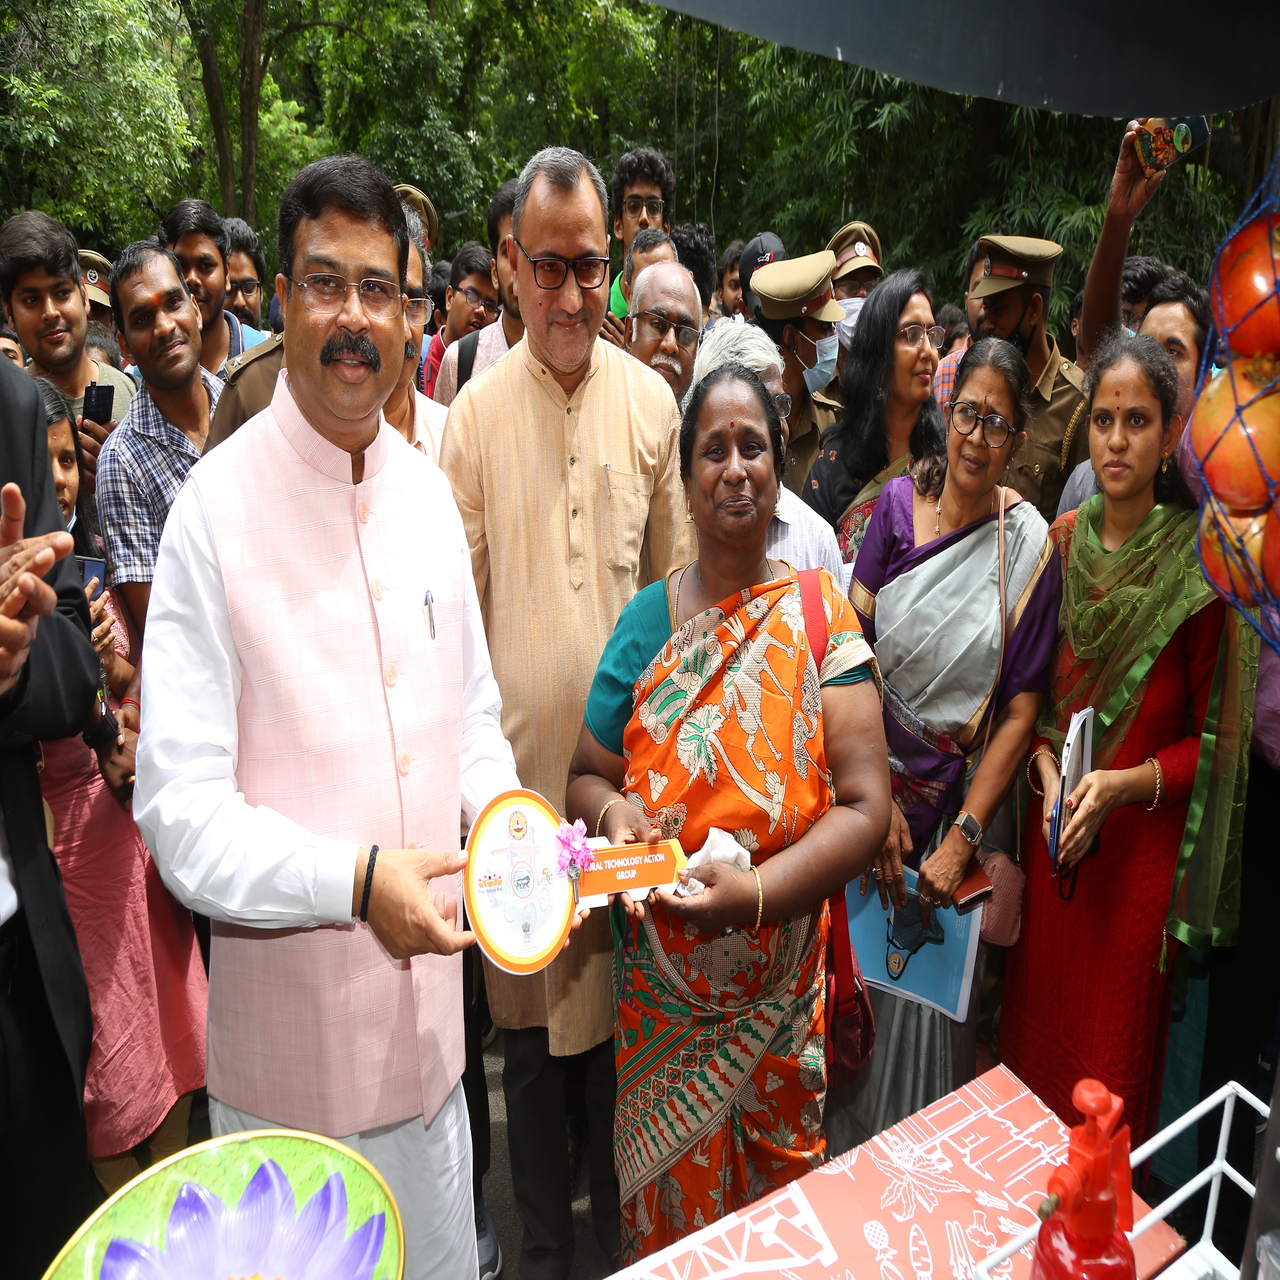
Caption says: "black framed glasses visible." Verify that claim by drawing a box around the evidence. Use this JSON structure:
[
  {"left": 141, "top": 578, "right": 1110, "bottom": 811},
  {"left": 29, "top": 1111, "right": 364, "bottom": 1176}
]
[
  {"left": 621, "top": 195, "right": 666, "bottom": 220},
  {"left": 289, "top": 274, "right": 403, "bottom": 319},
  {"left": 513, "top": 238, "right": 610, "bottom": 291},
  {"left": 898, "top": 323, "right": 946, "bottom": 350},
  {"left": 950, "top": 400, "right": 1017, "bottom": 447},
  {"left": 455, "top": 286, "right": 499, "bottom": 320},
  {"left": 634, "top": 310, "right": 700, "bottom": 351},
  {"left": 404, "top": 294, "right": 434, "bottom": 325},
  {"left": 229, "top": 278, "right": 261, "bottom": 299}
]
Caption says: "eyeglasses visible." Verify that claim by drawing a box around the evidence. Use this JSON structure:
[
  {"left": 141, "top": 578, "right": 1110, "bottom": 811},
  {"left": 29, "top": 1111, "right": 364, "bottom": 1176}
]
[
  {"left": 513, "top": 238, "right": 610, "bottom": 291},
  {"left": 621, "top": 196, "right": 665, "bottom": 220},
  {"left": 289, "top": 274, "right": 403, "bottom": 319},
  {"left": 773, "top": 392, "right": 793, "bottom": 419},
  {"left": 634, "top": 310, "right": 700, "bottom": 351},
  {"left": 950, "top": 401, "right": 1017, "bottom": 447},
  {"left": 455, "top": 286, "right": 499, "bottom": 320},
  {"left": 404, "top": 295, "right": 435, "bottom": 325},
  {"left": 898, "top": 323, "right": 947, "bottom": 350},
  {"left": 229, "top": 278, "right": 261, "bottom": 298}
]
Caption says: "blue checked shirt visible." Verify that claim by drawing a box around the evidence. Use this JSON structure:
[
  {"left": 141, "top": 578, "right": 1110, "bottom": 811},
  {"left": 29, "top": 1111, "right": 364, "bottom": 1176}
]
[{"left": 97, "top": 367, "right": 223, "bottom": 587}]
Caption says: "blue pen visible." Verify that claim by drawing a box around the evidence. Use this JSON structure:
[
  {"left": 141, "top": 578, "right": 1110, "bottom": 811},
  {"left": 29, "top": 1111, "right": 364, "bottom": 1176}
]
[{"left": 424, "top": 589, "right": 436, "bottom": 639}]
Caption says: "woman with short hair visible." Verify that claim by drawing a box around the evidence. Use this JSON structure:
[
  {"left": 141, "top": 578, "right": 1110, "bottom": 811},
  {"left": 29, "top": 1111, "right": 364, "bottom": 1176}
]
[{"left": 566, "top": 363, "right": 891, "bottom": 1262}]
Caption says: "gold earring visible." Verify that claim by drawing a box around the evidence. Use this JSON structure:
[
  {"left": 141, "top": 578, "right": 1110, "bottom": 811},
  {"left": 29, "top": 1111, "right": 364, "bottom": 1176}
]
[
  {"left": 684, "top": 501, "right": 694, "bottom": 523},
  {"left": 1161, "top": 454, "right": 1170, "bottom": 472}
]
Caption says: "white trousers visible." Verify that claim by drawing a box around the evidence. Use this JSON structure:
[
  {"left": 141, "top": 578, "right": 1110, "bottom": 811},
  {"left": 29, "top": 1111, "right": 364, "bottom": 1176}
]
[{"left": 210, "top": 1079, "right": 477, "bottom": 1280}]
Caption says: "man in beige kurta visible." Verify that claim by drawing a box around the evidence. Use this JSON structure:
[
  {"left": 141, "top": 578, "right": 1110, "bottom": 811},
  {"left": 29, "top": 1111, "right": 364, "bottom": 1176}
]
[{"left": 441, "top": 146, "right": 691, "bottom": 1279}]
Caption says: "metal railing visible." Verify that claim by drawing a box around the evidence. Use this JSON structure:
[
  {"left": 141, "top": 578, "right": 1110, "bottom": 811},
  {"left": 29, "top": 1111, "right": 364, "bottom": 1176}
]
[{"left": 974, "top": 1081, "right": 1272, "bottom": 1280}]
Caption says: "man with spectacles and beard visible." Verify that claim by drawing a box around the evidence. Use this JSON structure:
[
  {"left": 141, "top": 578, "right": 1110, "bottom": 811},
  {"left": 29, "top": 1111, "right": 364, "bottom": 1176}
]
[
  {"left": 435, "top": 179, "right": 525, "bottom": 408},
  {"left": 624, "top": 259, "right": 701, "bottom": 404},
  {"left": 423, "top": 241, "right": 498, "bottom": 400},
  {"left": 222, "top": 217, "right": 267, "bottom": 330},
  {"left": 441, "top": 145, "right": 691, "bottom": 1280},
  {"left": 135, "top": 154, "right": 524, "bottom": 1280},
  {"left": 158, "top": 199, "right": 266, "bottom": 378},
  {"left": 969, "top": 234, "right": 1086, "bottom": 520}
]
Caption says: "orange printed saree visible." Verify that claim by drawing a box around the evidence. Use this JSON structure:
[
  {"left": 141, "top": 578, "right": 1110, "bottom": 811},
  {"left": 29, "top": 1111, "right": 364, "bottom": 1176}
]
[{"left": 612, "top": 570, "right": 875, "bottom": 1262}]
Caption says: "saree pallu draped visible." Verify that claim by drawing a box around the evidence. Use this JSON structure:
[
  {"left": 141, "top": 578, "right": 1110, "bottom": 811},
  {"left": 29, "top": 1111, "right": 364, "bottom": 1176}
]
[
  {"left": 613, "top": 571, "right": 874, "bottom": 1262},
  {"left": 830, "top": 478, "right": 1060, "bottom": 1152},
  {"left": 835, "top": 453, "right": 912, "bottom": 564}
]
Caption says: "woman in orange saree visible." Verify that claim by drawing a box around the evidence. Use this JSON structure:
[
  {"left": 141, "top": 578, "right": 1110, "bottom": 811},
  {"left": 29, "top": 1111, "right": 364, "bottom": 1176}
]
[{"left": 567, "top": 365, "right": 891, "bottom": 1264}]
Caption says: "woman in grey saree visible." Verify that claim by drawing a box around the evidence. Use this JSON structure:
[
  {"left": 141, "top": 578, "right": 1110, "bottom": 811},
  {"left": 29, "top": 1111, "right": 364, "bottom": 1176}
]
[{"left": 830, "top": 340, "right": 1062, "bottom": 1150}]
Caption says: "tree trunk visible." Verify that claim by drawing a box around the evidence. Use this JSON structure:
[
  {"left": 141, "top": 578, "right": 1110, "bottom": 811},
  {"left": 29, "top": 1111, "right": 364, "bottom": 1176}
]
[
  {"left": 239, "top": 0, "right": 267, "bottom": 228},
  {"left": 180, "top": 0, "right": 237, "bottom": 215}
]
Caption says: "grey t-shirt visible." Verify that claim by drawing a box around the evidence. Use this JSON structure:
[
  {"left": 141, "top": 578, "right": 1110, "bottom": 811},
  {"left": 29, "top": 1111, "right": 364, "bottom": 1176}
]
[
  {"left": 68, "top": 360, "right": 137, "bottom": 424},
  {"left": 1056, "top": 457, "right": 1101, "bottom": 519}
]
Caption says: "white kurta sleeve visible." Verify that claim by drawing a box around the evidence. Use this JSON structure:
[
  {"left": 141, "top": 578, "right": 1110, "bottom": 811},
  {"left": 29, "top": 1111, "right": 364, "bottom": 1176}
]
[
  {"left": 457, "top": 510, "right": 522, "bottom": 825},
  {"left": 134, "top": 481, "right": 359, "bottom": 928}
]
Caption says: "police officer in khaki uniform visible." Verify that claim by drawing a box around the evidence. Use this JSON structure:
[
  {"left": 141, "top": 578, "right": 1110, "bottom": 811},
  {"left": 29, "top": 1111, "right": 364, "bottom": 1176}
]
[
  {"left": 750, "top": 250, "right": 845, "bottom": 494},
  {"left": 969, "top": 234, "right": 1086, "bottom": 520},
  {"left": 827, "top": 220, "right": 884, "bottom": 299},
  {"left": 203, "top": 331, "right": 284, "bottom": 454},
  {"left": 78, "top": 249, "right": 115, "bottom": 328}
]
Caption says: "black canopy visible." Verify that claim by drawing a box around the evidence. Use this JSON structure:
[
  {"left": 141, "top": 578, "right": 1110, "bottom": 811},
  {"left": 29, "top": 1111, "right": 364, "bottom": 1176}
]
[{"left": 652, "top": 0, "right": 1280, "bottom": 118}]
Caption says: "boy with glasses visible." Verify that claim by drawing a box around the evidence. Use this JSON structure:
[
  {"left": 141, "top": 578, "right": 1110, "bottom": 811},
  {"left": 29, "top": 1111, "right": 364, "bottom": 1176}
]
[
  {"left": 604, "top": 147, "right": 676, "bottom": 343},
  {"left": 222, "top": 217, "right": 267, "bottom": 330},
  {"left": 423, "top": 240, "right": 497, "bottom": 400}
]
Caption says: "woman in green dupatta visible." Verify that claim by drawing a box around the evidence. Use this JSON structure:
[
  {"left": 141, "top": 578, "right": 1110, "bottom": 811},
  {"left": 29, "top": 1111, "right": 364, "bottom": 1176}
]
[
  {"left": 803, "top": 269, "right": 946, "bottom": 558},
  {"left": 1002, "top": 333, "right": 1256, "bottom": 1142}
]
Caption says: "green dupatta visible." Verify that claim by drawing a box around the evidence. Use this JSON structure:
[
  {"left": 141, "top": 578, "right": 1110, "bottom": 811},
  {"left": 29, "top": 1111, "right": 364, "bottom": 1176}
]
[{"left": 1037, "top": 496, "right": 1257, "bottom": 948}]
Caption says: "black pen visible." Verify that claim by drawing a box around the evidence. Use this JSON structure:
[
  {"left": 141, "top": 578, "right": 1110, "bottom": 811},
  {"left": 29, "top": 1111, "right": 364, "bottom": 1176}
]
[{"left": 424, "top": 589, "right": 436, "bottom": 638}]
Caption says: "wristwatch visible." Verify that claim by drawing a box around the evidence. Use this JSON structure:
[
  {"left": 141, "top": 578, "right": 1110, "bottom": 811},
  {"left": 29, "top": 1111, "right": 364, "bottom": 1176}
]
[{"left": 953, "top": 811, "right": 983, "bottom": 846}]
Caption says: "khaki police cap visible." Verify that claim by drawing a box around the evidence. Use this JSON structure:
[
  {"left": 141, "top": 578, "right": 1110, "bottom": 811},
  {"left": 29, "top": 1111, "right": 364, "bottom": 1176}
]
[
  {"left": 968, "top": 235, "right": 1063, "bottom": 300},
  {"left": 751, "top": 250, "right": 846, "bottom": 322},
  {"left": 79, "top": 249, "right": 113, "bottom": 307},
  {"left": 826, "top": 221, "right": 883, "bottom": 280},
  {"left": 394, "top": 184, "right": 439, "bottom": 251}
]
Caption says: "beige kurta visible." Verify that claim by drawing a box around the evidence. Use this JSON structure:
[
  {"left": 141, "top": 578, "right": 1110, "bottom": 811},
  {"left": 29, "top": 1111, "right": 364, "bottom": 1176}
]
[{"left": 441, "top": 336, "right": 694, "bottom": 1055}]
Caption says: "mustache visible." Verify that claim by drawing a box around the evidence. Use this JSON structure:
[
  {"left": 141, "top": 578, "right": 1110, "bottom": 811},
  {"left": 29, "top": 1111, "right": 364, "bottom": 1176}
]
[
  {"left": 650, "top": 351, "right": 682, "bottom": 374},
  {"left": 320, "top": 332, "right": 382, "bottom": 372}
]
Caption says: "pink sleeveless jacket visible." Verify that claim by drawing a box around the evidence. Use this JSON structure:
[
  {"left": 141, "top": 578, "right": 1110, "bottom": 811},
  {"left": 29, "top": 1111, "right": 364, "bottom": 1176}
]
[{"left": 194, "top": 373, "right": 466, "bottom": 1136}]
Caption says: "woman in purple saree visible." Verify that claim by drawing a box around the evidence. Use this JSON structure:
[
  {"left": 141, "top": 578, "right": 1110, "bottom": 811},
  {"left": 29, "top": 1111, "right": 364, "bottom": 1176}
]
[{"left": 828, "top": 339, "right": 1062, "bottom": 1150}]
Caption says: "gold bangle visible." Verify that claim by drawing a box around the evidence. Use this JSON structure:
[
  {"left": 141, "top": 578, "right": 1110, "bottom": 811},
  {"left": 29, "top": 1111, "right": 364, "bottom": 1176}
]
[
  {"left": 596, "top": 796, "right": 626, "bottom": 838},
  {"left": 750, "top": 864, "right": 763, "bottom": 930},
  {"left": 1145, "top": 756, "right": 1163, "bottom": 811},
  {"left": 1026, "top": 745, "right": 1059, "bottom": 798}
]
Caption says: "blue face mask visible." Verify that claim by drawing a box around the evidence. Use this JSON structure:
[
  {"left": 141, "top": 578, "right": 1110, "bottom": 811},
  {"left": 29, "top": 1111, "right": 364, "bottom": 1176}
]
[{"left": 797, "top": 330, "right": 838, "bottom": 396}]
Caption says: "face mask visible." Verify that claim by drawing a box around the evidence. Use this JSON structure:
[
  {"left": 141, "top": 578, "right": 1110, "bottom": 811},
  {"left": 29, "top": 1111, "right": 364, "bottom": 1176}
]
[
  {"left": 66, "top": 511, "right": 77, "bottom": 534},
  {"left": 796, "top": 330, "right": 838, "bottom": 396},
  {"left": 836, "top": 296, "right": 865, "bottom": 353}
]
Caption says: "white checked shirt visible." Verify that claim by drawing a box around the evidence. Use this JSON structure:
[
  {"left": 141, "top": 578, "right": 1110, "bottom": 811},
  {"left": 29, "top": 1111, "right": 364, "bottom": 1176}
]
[
  {"left": 96, "top": 367, "right": 222, "bottom": 587},
  {"left": 767, "top": 486, "right": 849, "bottom": 589}
]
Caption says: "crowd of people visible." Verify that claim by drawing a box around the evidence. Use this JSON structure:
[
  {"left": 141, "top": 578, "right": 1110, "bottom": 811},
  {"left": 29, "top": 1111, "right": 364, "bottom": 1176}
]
[{"left": 0, "top": 121, "right": 1274, "bottom": 1280}]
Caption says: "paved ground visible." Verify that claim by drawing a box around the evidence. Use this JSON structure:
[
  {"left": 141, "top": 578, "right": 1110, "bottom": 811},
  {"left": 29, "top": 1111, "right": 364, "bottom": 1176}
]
[{"left": 481, "top": 1030, "right": 616, "bottom": 1280}]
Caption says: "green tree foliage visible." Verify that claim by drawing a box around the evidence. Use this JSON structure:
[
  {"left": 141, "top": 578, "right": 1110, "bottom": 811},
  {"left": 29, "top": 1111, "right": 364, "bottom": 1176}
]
[
  {"left": 0, "top": 0, "right": 193, "bottom": 244},
  {"left": 0, "top": 0, "right": 1260, "bottom": 323}
]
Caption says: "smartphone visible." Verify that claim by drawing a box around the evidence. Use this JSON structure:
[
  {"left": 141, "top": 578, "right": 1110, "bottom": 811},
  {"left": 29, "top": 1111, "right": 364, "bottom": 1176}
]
[
  {"left": 1135, "top": 117, "right": 1210, "bottom": 177},
  {"left": 81, "top": 382, "right": 114, "bottom": 425},
  {"left": 77, "top": 555, "right": 106, "bottom": 601}
]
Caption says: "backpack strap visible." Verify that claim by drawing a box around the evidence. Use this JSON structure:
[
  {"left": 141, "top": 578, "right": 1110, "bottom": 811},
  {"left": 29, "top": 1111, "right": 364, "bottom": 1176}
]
[{"left": 456, "top": 328, "right": 481, "bottom": 391}]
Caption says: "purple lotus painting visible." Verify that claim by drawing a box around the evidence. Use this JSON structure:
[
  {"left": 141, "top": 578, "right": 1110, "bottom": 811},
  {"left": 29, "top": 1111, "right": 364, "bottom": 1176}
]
[{"left": 98, "top": 1160, "right": 386, "bottom": 1280}]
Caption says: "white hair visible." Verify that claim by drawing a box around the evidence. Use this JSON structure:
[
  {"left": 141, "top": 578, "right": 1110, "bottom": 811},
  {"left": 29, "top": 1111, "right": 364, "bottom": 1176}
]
[
  {"left": 630, "top": 260, "right": 702, "bottom": 329},
  {"left": 681, "top": 320, "right": 783, "bottom": 412}
]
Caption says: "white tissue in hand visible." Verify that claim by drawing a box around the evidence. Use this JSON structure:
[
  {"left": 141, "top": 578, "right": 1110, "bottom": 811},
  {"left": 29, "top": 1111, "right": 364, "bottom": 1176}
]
[{"left": 673, "top": 827, "right": 750, "bottom": 896}]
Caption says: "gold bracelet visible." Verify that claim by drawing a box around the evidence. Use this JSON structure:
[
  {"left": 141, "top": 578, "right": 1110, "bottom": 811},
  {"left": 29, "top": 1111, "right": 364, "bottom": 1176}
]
[
  {"left": 1026, "top": 745, "right": 1060, "bottom": 798},
  {"left": 750, "top": 864, "right": 763, "bottom": 930},
  {"left": 1145, "top": 756, "right": 1164, "bottom": 811},
  {"left": 593, "top": 798, "right": 624, "bottom": 839}
]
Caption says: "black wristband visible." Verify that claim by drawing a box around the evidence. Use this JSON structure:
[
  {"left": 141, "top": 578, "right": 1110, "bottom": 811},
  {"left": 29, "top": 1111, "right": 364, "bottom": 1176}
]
[{"left": 359, "top": 845, "right": 379, "bottom": 923}]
